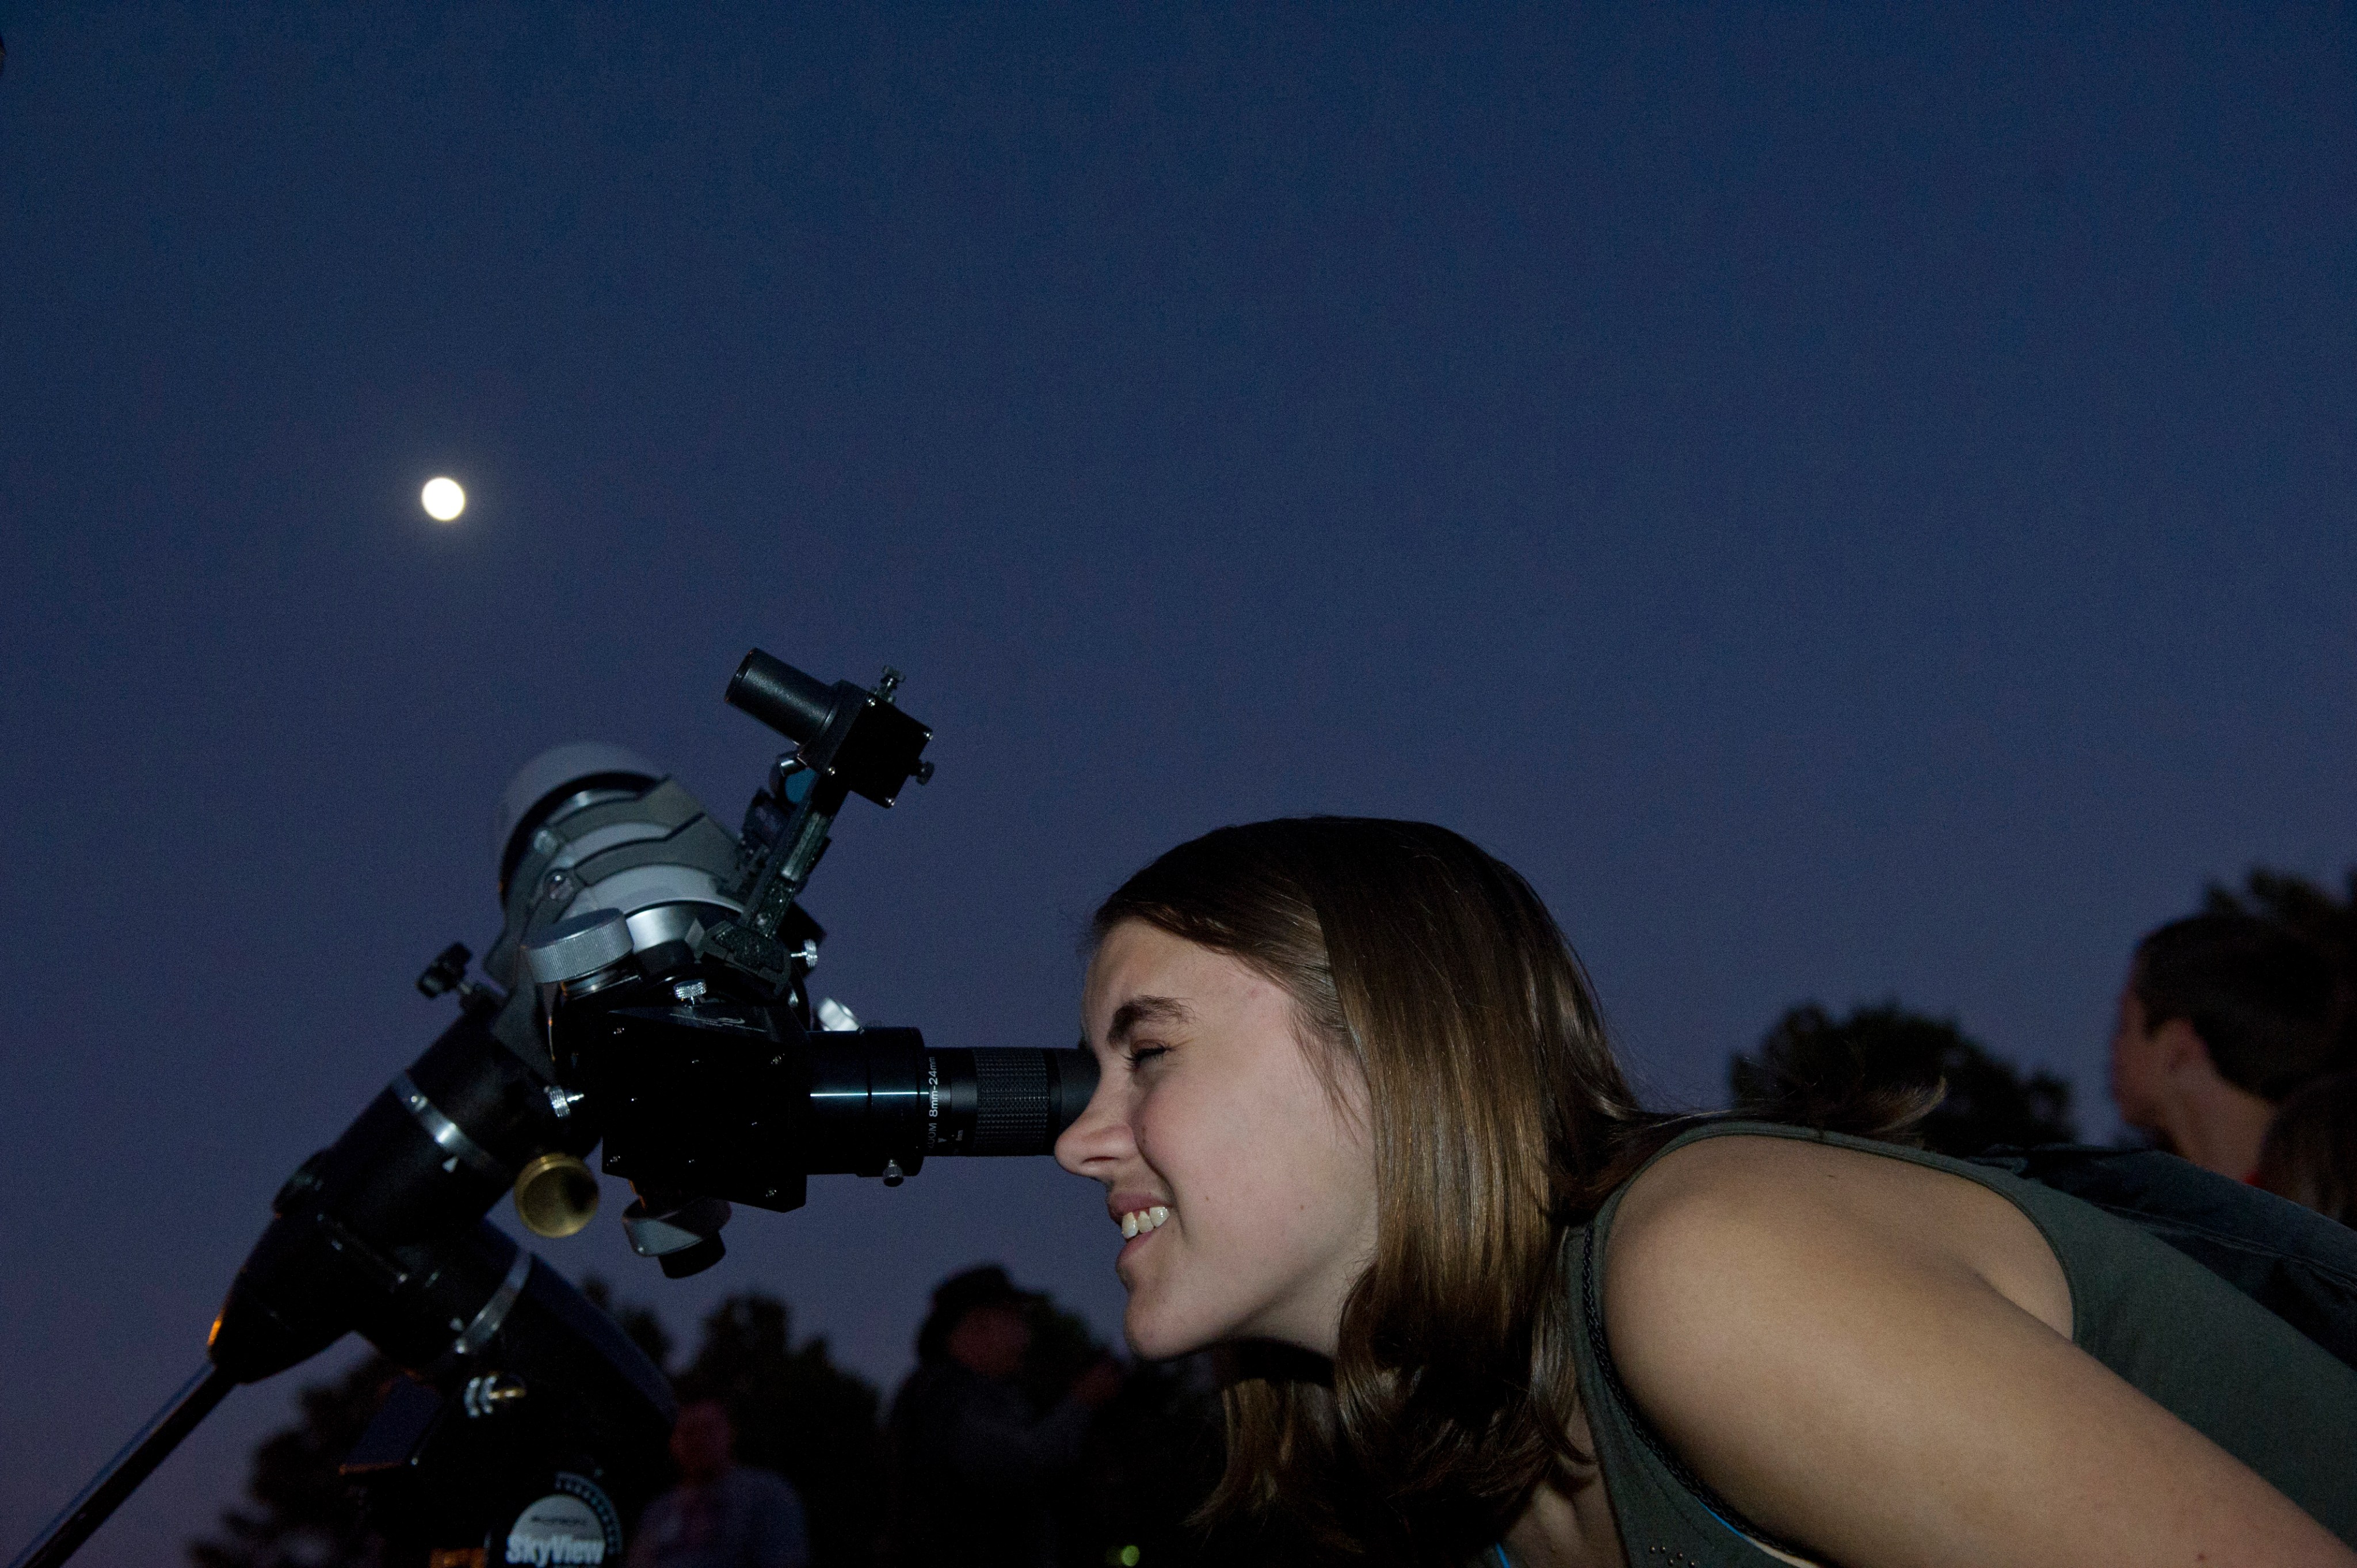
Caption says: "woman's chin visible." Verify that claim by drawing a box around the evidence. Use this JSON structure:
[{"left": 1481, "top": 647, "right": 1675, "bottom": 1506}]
[{"left": 1121, "top": 1298, "right": 1216, "bottom": 1362}]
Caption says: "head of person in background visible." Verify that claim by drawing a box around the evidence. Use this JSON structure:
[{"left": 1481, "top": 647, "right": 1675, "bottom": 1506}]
[
  {"left": 2256, "top": 1070, "right": 2357, "bottom": 1227},
  {"left": 2111, "top": 912, "right": 2354, "bottom": 1180},
  {"left": 914, "top": 1265, "right": 1035, "bottom": 1382},
  {"left": 669, "top": 1397, "right": 738, "bottom": 1487}
]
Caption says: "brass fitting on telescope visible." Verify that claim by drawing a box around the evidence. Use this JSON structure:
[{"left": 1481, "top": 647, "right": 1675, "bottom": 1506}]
[{"left": 512, "top": 1152, "right": 600, "bottom": 1238}]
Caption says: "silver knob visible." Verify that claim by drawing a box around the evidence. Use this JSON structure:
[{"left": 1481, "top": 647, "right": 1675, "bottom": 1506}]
[{"left": 522, "top": 909, "right": 634, "bottom": 986}]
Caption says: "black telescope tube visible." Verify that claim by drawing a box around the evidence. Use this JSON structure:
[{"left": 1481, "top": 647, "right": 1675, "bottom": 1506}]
[
  {"left": 1043, "top": 1044, "right": 1101, "bottom": 1133},
  {"left": 727, "top": 650, "right": 839, "bottom": 744},
  {"left": 805, "top": 1039, "right": 1099, "bottom": 1173},
  {"left": 924, "top": 1047, "right": 1099, "bottom": 1155}
]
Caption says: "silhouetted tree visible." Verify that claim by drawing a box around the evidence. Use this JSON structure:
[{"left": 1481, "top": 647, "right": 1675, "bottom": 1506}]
[
  {"left": 672, "top": 1294, "right": 890, "bottom": 1568},
  {"left": 1730, "top": 1001, "right": 2078, "bottom": 1157},
  {"left": 189, "top": 1354, "right": 402, "bottom": 1568}
]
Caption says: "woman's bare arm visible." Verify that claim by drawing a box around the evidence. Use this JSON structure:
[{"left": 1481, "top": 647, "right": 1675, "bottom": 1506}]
[{"left": 1603, "top": 1136, "right": 2355, "bottom": 1568}]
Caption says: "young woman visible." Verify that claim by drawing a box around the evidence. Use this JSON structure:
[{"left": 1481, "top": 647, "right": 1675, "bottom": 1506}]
[{"left": 1054, "top": 818, "right": 2357, "bottom": 1567}]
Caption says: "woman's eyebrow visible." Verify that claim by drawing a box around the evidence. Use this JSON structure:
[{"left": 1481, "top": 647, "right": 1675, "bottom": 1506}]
[{"left": 1108, "top": 995, "right": 1191, "bottom": 1044}]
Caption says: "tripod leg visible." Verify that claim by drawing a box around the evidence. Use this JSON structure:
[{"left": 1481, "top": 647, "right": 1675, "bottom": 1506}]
[{"left": 7, "top": 1363, "right": 236, "bottom": 1568}]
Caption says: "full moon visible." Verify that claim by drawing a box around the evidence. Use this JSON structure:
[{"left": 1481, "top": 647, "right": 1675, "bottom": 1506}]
[{"left": 421, "top": 476, "right": 466, "bottom": 522}]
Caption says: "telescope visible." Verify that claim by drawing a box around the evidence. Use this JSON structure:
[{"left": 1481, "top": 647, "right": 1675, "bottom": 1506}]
[{"left": 11, "top": 651, "right": 1096, "bottom": 1568}]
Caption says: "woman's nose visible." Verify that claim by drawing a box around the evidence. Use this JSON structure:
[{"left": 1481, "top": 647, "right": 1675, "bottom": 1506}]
[{"left": 1054, "top": 1073, "right": 1130, "bottom": 1176}]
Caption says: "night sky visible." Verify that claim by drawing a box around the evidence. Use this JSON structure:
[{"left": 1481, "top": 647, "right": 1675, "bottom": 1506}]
[{"left": 3, "top": 6, "right": 2352, "bottom": 1564}]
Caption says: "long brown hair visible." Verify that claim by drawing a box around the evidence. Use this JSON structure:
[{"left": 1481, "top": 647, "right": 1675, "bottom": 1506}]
[{"left": 1094, "top": 818, "right": 1676, "bottom": 1560}]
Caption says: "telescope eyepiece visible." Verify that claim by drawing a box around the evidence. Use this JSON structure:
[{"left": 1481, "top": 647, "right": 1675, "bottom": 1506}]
[{"left": 727, "top": 650, "right": 840, "bottom": 744}]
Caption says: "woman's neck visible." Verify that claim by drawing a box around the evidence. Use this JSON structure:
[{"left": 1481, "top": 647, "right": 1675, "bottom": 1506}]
[
  {"left": 1504, "top": 1470, "right": 1822, "bottom": 1568},
  {"left": 1500, "top": 1414, "right": 1624, "bottom": 1568}
]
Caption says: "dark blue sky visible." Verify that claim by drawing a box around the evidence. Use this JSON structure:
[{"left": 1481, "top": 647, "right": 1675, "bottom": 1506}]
[{"left": 3, "top": 5, "right": 2352, "bottom": 1563}]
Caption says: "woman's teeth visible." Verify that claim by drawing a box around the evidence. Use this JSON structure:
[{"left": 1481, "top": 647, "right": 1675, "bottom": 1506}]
[{"left": 1119, "top": 1205, "right": 1170, "bottom": 1239}]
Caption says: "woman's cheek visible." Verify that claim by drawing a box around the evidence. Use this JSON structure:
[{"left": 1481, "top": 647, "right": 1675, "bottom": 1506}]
[{"left": 1130, "top": 1080, "right": 1201, "bottom": 1183}]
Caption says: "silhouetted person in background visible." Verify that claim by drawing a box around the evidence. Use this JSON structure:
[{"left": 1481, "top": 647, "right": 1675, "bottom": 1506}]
[
  {"left": 2111, "top": 912, "right": 2354, "bottom": 1180},
  {"left": 889, "top": 1266, "right": 1122, "bottom": 1568},
  {"left": 630, "top": 1398, "right": 810, "bottom": 1568},
  {"left": 2257, "top": 1069, "right": 2357, "bottom": 1227}
]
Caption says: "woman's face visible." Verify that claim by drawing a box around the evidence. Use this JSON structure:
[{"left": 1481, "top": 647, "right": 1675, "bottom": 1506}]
[{"left": 1056, "top": 919, "right": 1378, "bottom": 1360}]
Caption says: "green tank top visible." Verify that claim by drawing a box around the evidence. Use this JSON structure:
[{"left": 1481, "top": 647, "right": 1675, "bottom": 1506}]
[{"left": 1565, "top": 1121, "right": 2357, "bottom": 1563}]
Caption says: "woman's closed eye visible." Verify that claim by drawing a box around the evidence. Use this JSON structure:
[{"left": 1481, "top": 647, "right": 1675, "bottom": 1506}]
[{"left": 1123, "top": 1043, "right": 1172, "bottom": 1070}]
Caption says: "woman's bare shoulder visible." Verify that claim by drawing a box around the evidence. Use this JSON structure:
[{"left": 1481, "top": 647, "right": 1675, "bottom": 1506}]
[
  {"left": 1604, "top": 1131, "right": 2072, "bottom": 1339},
  {"left": 1592, "top": 1132, "right": 2352, "bottom": 1566},
  {"left": 1605, "top": 1127, "right": 1942, "bottom": 1246}
]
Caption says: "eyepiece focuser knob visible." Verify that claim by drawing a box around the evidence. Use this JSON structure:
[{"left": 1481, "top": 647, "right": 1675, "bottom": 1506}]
[{"left": 522, "top": 909, "right": 634, "bottom": 987}]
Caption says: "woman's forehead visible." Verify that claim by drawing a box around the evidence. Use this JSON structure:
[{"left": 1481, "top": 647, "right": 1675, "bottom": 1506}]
[
  {"left": 1085, "top": 922, "right": 1199, "bottom": 1009},
  {"left": 1084, "top": 921, "right": 1273, "bottom": 1025}
]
